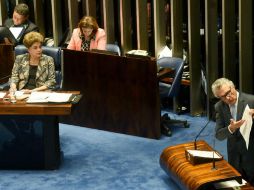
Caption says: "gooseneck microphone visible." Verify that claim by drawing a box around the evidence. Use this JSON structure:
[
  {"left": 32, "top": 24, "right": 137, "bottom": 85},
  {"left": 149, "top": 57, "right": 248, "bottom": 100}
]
[
  {"left": 211, "top": 128, "right": 217, "bottom": 170},
  {"left": 0, "top": 75, "right": 11, "bottom": 82},
  {"left": 0, "top": 75, "right": 11, "bottom": 90},
  {"left": 194, "top": 120, "right": 211, "bottom": 150}
]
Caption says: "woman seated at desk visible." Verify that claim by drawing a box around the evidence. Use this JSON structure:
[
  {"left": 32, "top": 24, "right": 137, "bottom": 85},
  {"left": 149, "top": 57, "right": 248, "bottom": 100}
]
[
  {"left": 9, "top": 31, "right": 56, "bottom": 94},
  {"left": 67, "top": 16, "right": 106, "bottom": 51}
]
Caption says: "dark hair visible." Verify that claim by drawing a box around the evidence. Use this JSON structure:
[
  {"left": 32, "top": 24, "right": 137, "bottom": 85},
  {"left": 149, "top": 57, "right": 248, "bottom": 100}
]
[
  {"left": 78, "top": 16, "right": 99, "bottom": 36},
  {"left": 14, "top": 3, "right": 29, "bottom": 16}
]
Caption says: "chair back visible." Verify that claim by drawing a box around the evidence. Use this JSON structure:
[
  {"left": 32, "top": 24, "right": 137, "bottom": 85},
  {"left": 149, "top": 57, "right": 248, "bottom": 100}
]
[
  {"left": 106, "top": 44, "right": 121, "bottom": 56},
  {"left": 157, "top": 57, "right": 184, "bottom": 98},
  {"left": 14, "top": 45, "right": 63, "bottom": 89}
]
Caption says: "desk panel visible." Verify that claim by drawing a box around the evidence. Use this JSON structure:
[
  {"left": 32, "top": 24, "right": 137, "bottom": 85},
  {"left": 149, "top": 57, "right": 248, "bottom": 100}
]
[
  {"left": 0, "top": 96, "right": 74, "bottom": 169},
  {"left": 61, "top": 49, "right": 160, "bottom": 139},
  {"left": 0, "top": 44, "right": 14, "bottom": 84},
  {"left": 0, "top": 115, "right": 60, "bottom": 169}
]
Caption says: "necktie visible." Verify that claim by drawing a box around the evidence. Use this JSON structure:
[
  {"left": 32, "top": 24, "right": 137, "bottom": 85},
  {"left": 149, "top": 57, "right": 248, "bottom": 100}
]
[{"left": 230, "top": 104, "right": 237, "bottom": 120}]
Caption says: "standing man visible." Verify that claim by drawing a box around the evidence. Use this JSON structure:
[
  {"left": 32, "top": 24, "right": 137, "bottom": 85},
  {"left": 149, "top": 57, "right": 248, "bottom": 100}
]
[
  {"left": 4, "top": 3, "right": 39, "bottom": 45},
  {"left": 211, "top": 77, "right": 254, "bottom": 185}
]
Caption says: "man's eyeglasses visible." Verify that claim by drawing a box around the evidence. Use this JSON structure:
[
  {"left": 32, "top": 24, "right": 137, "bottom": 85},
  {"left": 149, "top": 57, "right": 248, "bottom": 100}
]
[{"left": 219, "top": 87, "right": 232, "bottom": 99}]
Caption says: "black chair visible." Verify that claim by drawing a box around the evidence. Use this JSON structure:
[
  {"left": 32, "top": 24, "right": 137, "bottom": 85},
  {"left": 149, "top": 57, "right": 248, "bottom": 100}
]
[
  {"left": 106, "top": 44, "right": 121, "bottom": 56},
  {"left": 14, "top": 45, "right": 63, "bottom": 90},
  {"left": 158, "top": 57, "right": 189, "bottom": 137}
]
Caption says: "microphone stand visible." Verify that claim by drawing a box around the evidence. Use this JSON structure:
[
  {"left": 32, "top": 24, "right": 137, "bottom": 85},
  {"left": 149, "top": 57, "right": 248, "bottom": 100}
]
[
  {"left": 194, "top": 120, "right": 210, "bottom": 149},
  {"left": 0, "top": 75, "right": 11, "bottom": 83},
  {"left": 211, "top": 130, "right": 217, "bottom": 170}
]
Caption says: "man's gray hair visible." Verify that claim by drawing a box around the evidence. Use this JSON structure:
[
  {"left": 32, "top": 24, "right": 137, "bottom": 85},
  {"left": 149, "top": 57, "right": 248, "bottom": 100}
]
[{"left": 211, "top": 78, "right": 235, "bottom": 98}]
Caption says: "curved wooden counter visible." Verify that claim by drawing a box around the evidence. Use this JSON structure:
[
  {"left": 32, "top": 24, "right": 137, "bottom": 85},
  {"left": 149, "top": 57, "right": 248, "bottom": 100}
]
[{"left": 159, "top": 140, "right": 251, "bottom": 190}]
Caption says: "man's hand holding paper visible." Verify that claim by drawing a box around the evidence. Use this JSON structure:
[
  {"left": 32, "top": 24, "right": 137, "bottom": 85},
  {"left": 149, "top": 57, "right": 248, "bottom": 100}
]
[{"left": 240, "top": 104, "right": 253, "bottom": 150}]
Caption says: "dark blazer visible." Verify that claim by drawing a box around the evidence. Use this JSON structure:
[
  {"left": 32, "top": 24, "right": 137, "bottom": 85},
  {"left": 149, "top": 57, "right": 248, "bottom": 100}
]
[
  {"left": 4, "top": 18, "right": 39, "bottom": 44},
  {"left": 214, "top": 92, "right": 254, "bottom": 183}
]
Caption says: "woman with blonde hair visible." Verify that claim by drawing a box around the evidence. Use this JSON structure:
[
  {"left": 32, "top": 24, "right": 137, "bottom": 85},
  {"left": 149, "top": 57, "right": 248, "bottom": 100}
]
[
  {"left": 67, "top": 16, "right": 106, "bottom": 51},
  {"left": 9, "top": 31, "right": 56, "bottom": 94}
]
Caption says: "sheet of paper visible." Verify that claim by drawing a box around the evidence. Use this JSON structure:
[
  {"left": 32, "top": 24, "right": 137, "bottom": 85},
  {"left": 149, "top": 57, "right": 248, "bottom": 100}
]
[
  {"left": 187, "top": 150, "right": 221, "bottom": 159},
  {"left": 213, "top": 179, "right": 247, "bottom": 189},
  {"left": 9, "top": 27, "right": 23, "bottom": 39},
  {"left": 240, "top": 104, "right": 253, "bottom": 150},
  {"left": 26, "top": 92, "right": 72, "bottom": 103},
  {"left": 15, "top": 90, "right": 24, "bottom": 97},
  {"left": 0, "top": 92, "right": 6, "bottom": 98},
  {"left": 46, "top": 92, "right": 72, "bottom": 103},
  {"left": 26, "top": 92, "right": 51, "bottom": 103}
]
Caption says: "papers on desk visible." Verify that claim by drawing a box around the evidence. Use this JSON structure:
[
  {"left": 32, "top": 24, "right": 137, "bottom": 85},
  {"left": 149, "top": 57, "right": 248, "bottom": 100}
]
[
  {"left": 213, "top": 179, "right": 247, "bottom": 189},
  {"left": 185, "top": 149, "right": 223, "bottom": 165},
  {"left": 186, "top": 150, "right": 222, "bottom": 159},
  {"left": 0, "top": 92, "right": 6, "bottom": 99},
  {"left": 26, "top": 92, "right": 73, "bottom": 103},
  {"left": 240, "top": 104, "right": 253, "bottom": 150}
]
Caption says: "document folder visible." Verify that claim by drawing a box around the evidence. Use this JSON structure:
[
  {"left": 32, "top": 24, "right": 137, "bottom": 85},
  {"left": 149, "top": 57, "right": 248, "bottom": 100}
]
[{"left": 185, "top": 149, "right": 223, "bottom": 165}]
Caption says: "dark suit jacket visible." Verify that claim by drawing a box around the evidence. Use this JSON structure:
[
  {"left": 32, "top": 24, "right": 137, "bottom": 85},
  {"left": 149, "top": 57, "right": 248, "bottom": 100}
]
[
  {"left": 214, "top": 92, "right": 254, "bottom": 181},
  {"left": 4, "top": 18, "right": 39, "bottom": 45}
]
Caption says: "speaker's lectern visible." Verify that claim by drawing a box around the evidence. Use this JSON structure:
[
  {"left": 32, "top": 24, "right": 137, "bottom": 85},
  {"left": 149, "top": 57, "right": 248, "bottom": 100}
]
[{"left": 160, "top": 140, "right": 254, "bottom": 190}]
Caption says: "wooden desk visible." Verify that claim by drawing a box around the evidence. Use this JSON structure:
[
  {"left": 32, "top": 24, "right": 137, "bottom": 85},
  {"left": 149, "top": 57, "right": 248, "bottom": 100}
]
[
  {"left": 0, "top": 94, "right": 74, "bottom": 169},
  {"left": 61, "top": 49, "right": 160, "bottom": 139},
  {"left": 160, "top": 140, "right": 254, "bottom": 190}
]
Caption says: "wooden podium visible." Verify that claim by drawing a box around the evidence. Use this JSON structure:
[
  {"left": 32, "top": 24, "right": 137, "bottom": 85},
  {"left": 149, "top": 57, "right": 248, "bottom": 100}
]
[{"left": 160, "top": 140, "right": 254, "bottom": 190}]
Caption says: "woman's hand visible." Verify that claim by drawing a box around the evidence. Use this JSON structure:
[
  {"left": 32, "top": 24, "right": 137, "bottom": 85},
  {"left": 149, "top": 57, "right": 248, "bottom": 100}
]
[
  {"left": 21, "top": 89, "right": 33, "bottom": 94},
  {"left": 8, "top": 84, "right": 17, "bottom": 97}
]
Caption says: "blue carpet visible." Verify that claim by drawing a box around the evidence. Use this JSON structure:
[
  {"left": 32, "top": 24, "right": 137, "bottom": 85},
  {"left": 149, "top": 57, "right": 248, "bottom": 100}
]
[{"left": 0, "top": 112, "right": 227, "bottom": 190}]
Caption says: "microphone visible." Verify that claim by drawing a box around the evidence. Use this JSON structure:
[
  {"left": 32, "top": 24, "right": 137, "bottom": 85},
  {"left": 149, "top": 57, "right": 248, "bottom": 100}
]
[
  {"left": 211, "top": 126, "right": 217, "bottom": 170},
  {"left": 0, "top": 75, "right": 11, "bottom": 82},
  {"left": 0, "top": 75, "right": 11, "bottom": 90},
  {"left": 194, "top": 120, "right": 210, "bottom": 150}
]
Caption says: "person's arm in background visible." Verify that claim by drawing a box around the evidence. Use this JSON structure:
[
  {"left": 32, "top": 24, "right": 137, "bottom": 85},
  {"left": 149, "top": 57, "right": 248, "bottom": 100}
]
[
  {"left": 67, "top": 29, "right": 80, "bottom": 51},
  {"left": 95, "top": 29, "right": 106, "bottom": 50}
]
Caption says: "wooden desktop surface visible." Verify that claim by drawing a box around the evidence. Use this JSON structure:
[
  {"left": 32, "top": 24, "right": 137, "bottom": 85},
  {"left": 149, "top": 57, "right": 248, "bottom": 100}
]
[
  {"left": 0, "top": 91, "right": 79, "bottom": 115},
  {"left": 160, "top": 140, "right": 254, "bottom": 190}
]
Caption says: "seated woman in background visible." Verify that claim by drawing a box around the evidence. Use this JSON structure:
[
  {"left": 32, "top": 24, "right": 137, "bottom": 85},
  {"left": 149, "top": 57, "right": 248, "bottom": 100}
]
[
  {"left": 9, "top": 31, "right": 56, "bottom": 94},
  {"left": 67, "top": 16, "right": 106, "bottom": 51}
]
